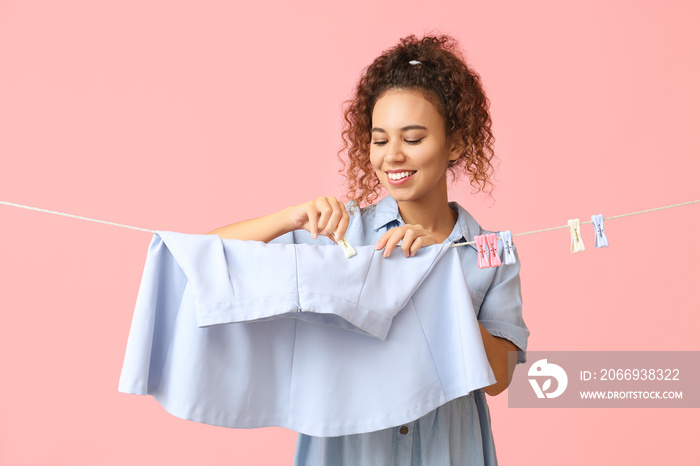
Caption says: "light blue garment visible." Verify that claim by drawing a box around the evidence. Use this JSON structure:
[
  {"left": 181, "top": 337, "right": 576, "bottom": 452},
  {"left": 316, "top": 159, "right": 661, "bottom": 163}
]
[
  {"left": 189, "top": 235, "right": 454, "bottom": 340},
  {"left": 286, "top": 196, "right": 529, "bottom": 466},
  {"left": 118, "top": 198, "right": 511, "bottom": 437}
]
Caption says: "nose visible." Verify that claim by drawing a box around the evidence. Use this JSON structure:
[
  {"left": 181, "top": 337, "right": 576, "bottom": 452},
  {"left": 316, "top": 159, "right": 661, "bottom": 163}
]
[{"left": 384, "top": 139, "right": 405, "bottom": 164}]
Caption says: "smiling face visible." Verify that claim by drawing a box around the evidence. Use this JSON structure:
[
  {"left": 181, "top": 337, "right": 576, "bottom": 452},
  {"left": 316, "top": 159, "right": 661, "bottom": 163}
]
[{"left": 369, "top": 89, "right": 461, "bottom": 207}]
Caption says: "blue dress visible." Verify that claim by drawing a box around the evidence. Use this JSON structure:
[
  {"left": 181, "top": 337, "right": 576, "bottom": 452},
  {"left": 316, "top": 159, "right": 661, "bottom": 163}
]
[{"left": 289, "top": 196, "right": 529, "bottom": 466}]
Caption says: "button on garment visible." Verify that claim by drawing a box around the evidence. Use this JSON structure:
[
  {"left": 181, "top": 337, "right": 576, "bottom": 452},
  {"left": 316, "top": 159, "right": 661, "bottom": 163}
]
[{"left": 294, "top": 390, "right": 498, "bottom": 466}]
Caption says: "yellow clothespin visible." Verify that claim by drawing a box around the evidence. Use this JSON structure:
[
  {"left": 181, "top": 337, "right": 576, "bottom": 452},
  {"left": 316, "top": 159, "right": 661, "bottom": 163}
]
[
  {"left": 332, "top": 233, "right": 356, "bottom": 258},
  {"left": 567, "top": 219, "right": 585, "bottom": 253}
]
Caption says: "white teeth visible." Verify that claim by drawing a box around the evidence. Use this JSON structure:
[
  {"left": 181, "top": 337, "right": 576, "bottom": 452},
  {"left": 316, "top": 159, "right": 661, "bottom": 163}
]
[{"left": 388, "top": 171, "right": 415, "bottom": 180}]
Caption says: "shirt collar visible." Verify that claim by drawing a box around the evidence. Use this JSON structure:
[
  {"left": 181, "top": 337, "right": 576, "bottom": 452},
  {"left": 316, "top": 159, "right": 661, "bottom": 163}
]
[
  {"left": 446, "top": 202, "right": 481, "bottom": 247},
  {"left": 373, "top": 195, "right": 404, "bottom": 230},
  {"left": 373, "top": 196, "right": 481, "bottom": 247}
]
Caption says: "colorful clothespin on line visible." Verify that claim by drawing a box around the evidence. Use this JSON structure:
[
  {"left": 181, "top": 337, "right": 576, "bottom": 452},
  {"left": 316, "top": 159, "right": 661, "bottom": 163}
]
[
  {"left": 499, "top": 230, "right": 516, "bottom": 265},
  {"left": 567, "top": 218, "right": 585, "bottom": 253},
  {"left": 591, "top": 214, "right": 609, "bottom": 248},
  {"left": 331, "top": 233, "right": 356, "bottom": 258},
  {"left": 474, "top": 234, "right": 503, "bottom": 269},
  {"left": 486, "top": 233, "right": 502, "bottom": 267},
  {"left": 474, "top": 234, "right": 491, "bottom": 269}
]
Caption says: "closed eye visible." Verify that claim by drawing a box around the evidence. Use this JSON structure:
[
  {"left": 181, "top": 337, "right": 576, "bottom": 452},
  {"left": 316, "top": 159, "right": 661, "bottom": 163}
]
[
  {"left": 372, "top": 138, "right": 424, "bottom": 146},
  {"left": 405, "top": 138, "right": 424, "bottom": 145}
]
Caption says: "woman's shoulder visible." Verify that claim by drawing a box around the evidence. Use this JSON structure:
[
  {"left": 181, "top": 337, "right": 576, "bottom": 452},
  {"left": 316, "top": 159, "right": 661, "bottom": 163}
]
[
  {"left": 447, "top": 202, "right": 518, "bottom": 270},
  {"left": 344, "top": 200, "right": 376, "bottom": 216},
  {"left": 344, "top": 199, "right": 388, "bottom": 228},
  {"left": 342, "top": 198, "right": 400, "bottom": 246},
  {"left": 448, "top": 202, "right": 488, "bottom": 242},
  {"left": 358, "top": 205, "right": 379, "bottom": 223}
]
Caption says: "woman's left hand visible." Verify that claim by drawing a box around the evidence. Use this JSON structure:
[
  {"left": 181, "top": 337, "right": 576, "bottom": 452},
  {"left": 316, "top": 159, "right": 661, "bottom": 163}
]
[{"left": 375, "top": 224, "right": 438, "bottom": 258}]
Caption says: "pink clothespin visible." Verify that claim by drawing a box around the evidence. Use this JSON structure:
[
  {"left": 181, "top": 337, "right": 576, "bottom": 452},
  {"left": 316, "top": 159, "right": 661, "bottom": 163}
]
[
  {"left": 474, "top": 235, "right": 491, "bottom": 269},
  {"left": 485, "top": 233, "right": 502, "bottom": 267}
]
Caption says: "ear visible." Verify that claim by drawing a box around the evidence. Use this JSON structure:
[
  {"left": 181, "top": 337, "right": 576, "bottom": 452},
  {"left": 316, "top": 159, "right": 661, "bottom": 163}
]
[{"left": 447, "top": 137, "right": 464, "bottom": 162}]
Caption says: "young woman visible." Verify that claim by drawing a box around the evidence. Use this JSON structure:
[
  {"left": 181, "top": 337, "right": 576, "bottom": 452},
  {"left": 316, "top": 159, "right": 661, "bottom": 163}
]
[{"left": 209, "top": 34, "right": 529, "bottom": 466}]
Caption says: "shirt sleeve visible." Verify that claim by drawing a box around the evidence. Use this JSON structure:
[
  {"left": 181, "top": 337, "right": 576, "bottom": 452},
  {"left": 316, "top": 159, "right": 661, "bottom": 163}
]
[{"left": 477, "top": 243, "right": 529, "bottom": 364}]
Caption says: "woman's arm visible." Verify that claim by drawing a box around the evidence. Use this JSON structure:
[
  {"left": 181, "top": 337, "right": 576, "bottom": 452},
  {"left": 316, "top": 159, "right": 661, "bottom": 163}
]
[
  {"left": 207, "top": 208, "right": 297, "bottom": 242},
  {"left": 207, "top": 196, "right": 349, "bottom": 242},
  {"left": 478, "top": 323, "right": 519, "bottom": 396}
]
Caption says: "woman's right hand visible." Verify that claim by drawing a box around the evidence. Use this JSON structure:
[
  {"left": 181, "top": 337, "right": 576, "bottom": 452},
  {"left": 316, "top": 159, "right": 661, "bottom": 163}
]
[{"left": 286, "top": 196, "right": 350, "bottom": 242}]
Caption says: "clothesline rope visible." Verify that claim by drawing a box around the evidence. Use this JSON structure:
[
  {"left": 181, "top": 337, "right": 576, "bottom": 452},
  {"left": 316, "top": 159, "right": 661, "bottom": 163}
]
[
  {"left": 2, "top": 198, "right": 699, "bottom": 245},
  {"left": 450, "top": 199, "right": 700, "bottom": 247},
  {"left": 0, "top": 200, "right": 157, "bottom": 233}
]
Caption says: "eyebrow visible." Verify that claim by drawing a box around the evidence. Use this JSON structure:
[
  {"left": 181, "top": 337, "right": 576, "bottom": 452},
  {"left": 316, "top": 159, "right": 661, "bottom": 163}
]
[{"left": 371, "top": 125, "right": 428, "bottom": 134}]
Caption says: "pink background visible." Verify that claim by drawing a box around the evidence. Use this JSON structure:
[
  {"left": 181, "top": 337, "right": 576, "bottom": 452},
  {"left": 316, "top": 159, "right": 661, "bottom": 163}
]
[{"left": 1, "top": 0, "right": 698, "bottom": 464}]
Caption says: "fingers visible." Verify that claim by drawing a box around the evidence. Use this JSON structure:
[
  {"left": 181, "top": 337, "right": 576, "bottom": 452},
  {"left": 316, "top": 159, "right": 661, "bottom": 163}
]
[
  {"left": 401, "top": 228, "right": 420, "bottom": 257},
  {"left": 321, "top": 197, "right": 349, "bottom": 240},
  {"left": 332, "top": 198, "right": 350, "bottom": 241},
  {"left": 375, "top": 225, "right": 437, "bottom": 258},
  {"left": 304, "top": 203, "right": 320, "bottom": 239},
  {"left": 315, "top": 197, "right": 333, "bottom": 239},
  {"left": 409, "top": 236, "right": 426, "bottom": 257},
  {"left": 303, "top": 196, "right": 348, "bottom": 240},
  {"left": 376, "top": 228, "right": 406, "bottom": 257}
]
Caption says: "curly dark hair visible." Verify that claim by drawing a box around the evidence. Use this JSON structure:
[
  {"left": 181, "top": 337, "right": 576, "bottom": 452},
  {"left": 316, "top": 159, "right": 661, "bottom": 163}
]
[{"left": 339, "top": 34, "right": 497, "bottom": 206}]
